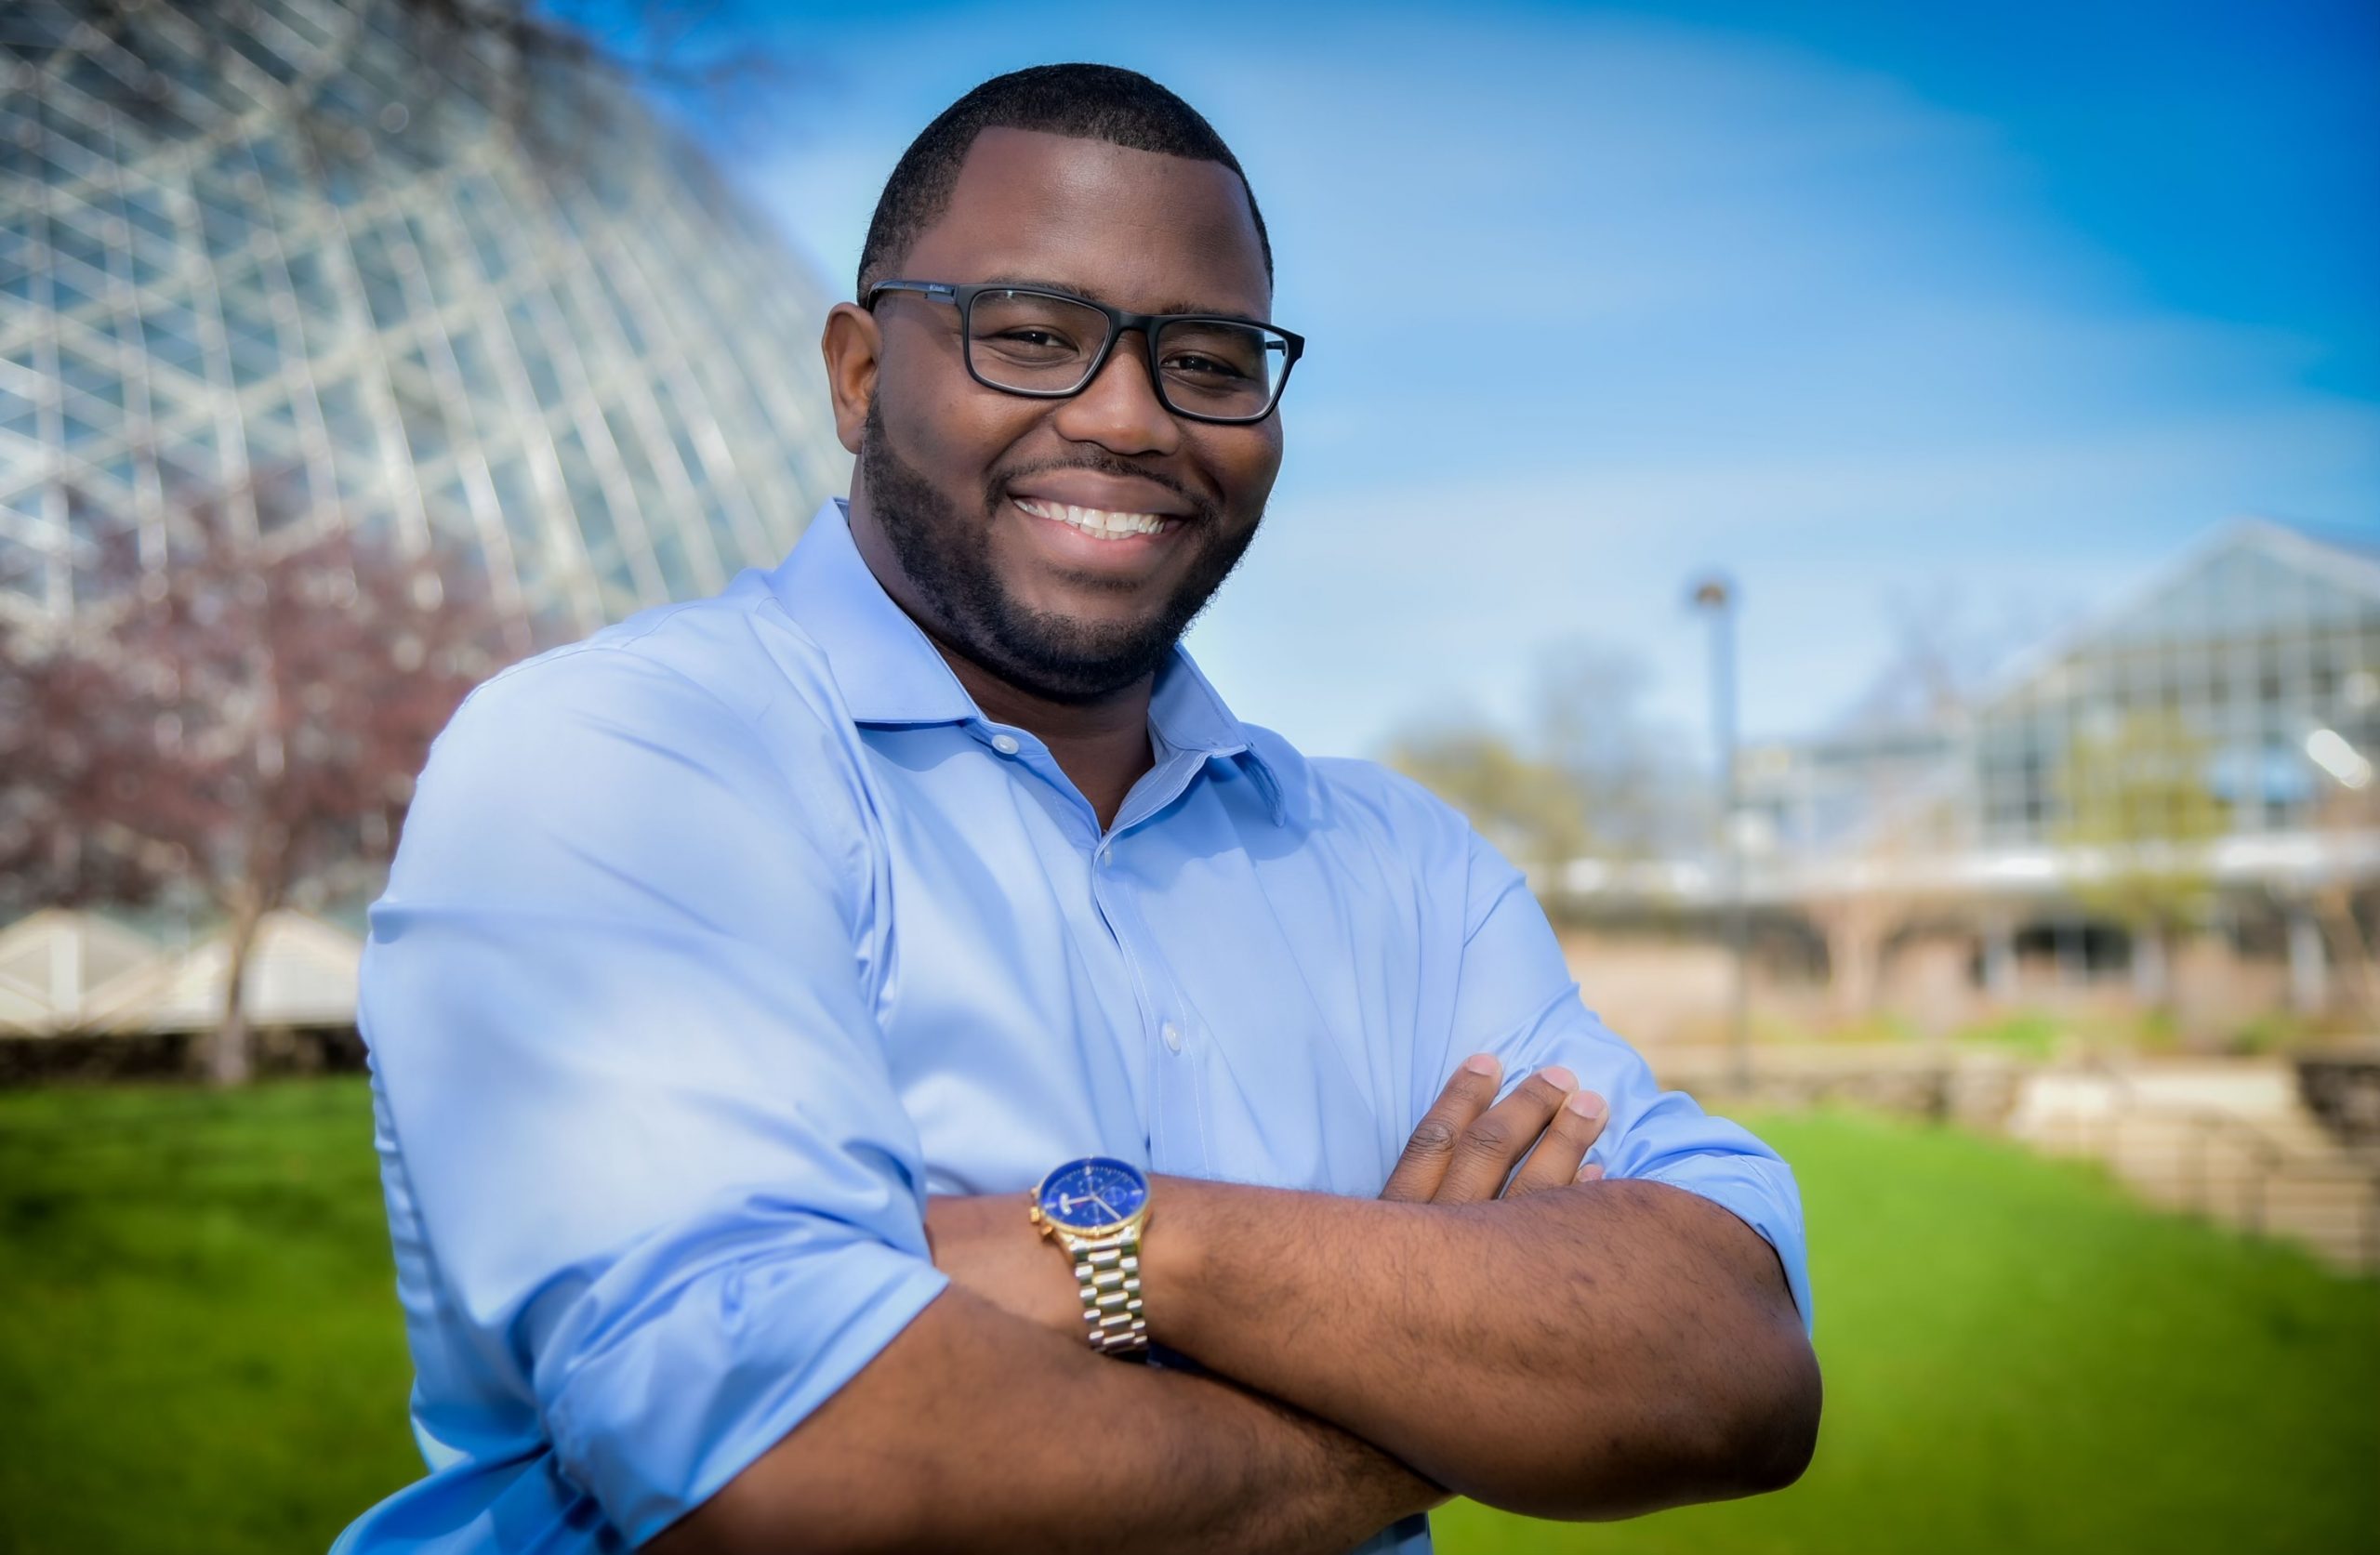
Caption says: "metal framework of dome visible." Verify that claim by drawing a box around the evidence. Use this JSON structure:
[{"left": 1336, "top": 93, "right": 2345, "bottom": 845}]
[{"left": 0, "top": 0, "right": 851, "bottom": 641}]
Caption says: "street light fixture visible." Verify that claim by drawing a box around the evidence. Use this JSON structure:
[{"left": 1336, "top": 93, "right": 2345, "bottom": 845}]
[{"left": 1689, "top": 573, "right": 1752, "bottom": 1092}]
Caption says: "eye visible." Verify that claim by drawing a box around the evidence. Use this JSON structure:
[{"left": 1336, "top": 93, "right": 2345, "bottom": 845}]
[{"left": 1163, "top": 350, "right": 1250, "bottom": 380}]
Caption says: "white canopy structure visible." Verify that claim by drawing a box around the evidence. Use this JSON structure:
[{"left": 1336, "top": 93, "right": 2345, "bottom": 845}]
[{"left": 0, "top": 908, "right": 364, "bottom": 1036}]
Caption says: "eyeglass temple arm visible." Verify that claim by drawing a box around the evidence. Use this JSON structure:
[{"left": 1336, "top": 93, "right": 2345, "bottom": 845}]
[{"left": 864, "top": 280, "right": 957, "bottom": 307}]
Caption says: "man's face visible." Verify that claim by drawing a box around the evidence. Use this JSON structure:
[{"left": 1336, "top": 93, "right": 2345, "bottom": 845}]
[{"left": 838, "top": 126, "right": 1284, "bottom": 703}]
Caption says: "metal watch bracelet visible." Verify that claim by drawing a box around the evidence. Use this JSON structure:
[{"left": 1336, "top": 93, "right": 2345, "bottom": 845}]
[{"left": 1066, "top": 1226, "right": 1149, "bottom": 1357}]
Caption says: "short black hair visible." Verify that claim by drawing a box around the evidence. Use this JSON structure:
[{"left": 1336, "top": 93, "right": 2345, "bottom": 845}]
[{"left": 855, "top": 63, "right": 1273, "bottom": 297}]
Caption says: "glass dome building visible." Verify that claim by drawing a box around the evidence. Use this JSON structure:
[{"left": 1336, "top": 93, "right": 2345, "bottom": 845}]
[{"left": 0, "top": 0, "right": 852, "bottom": 643}]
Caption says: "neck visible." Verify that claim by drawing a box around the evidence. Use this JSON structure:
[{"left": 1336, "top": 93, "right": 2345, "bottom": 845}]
[
  {"left": 939, "top": 648, "right": 1155, "bottom": 831},
  {"left": 847, "top": 498, "right": 1157, "bottom": 832}
]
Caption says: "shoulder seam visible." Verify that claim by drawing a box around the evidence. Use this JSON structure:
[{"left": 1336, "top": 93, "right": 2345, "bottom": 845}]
[{"left": 469, "top": 601, "right": 774, "bottom": 737}]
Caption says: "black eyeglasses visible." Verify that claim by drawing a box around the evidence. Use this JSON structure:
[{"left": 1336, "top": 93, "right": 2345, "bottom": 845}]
[{"left": 865, "top": 279, "right": 1304, "bottom": 426}]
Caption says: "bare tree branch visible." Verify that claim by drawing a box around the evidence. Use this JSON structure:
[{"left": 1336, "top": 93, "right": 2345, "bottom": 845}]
[{"left": 0, "top": 479, "right": 508, "bottom": 1082}]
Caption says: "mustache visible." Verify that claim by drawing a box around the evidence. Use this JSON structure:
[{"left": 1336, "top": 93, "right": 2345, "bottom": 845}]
[{"left": 985, "top": 455, "right": 1218, "bottom": 524}]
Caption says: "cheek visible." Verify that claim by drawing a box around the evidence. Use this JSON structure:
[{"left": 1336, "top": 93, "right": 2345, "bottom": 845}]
[
  {"left": 881, "top": 358, "right": 1041, "bottom": 500},
  {"left": 1205, "top": 423, "right": 1285, "bottom": 517}
]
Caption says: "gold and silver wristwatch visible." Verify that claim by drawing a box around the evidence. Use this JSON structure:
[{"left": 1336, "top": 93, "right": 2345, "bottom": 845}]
[{"left": 1027, "top": 1155, "right": 1154, "bottom": 1358}]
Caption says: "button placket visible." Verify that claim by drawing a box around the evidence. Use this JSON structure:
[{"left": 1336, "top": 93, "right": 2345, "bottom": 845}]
[{"left": 1097, "top": 874, "right": 1206, "bottom": 1175}]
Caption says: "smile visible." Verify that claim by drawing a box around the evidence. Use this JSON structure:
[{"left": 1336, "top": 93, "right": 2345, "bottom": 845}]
[{"left": 1012, "top": 497, "right": 1179, "bottom": 541}]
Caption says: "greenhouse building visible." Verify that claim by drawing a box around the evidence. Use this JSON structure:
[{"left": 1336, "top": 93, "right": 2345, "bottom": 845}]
[{"left": 1, "top": 0, "right": 852, "bottom": 645}]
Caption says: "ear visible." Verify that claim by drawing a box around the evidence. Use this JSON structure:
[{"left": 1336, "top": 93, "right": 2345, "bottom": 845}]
[{"left": 820, "top": 301, "right": 881, "bottom": 455}]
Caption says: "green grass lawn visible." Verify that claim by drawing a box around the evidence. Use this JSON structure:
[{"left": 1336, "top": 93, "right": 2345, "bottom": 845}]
[
  {"left": 1437, "top": 1111, "right": 2380, "bottom": 1555},
  {"left": 2, "top": 1082, "right": 2373, "bottom": 1554},
  {"left": 0, "top": 1082, "right": 417, "bottom": 1555}
]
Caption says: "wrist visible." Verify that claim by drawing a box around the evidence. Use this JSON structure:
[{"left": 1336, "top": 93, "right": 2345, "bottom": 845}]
[
  {"left": 1031, "top": 1156, "right": 1159, "bottom": 1356},
  {"left": 1138, "top": 1174, "right": 1230, "bottom": 1350}
]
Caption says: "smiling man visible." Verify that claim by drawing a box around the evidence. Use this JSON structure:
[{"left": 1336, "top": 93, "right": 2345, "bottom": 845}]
[{"left": 341, "top": 65, "right": 1818, "bottom": 1555}]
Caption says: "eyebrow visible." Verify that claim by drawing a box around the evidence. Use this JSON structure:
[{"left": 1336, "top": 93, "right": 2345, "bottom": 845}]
[{"left": 972, "top": 275, "right": 1273, "bottom": 328}]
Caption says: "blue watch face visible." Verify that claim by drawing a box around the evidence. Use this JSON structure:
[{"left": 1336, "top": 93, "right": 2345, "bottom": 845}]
[{"left": 1038, "top": 1156, "right": 1148, "bottom": 1231}]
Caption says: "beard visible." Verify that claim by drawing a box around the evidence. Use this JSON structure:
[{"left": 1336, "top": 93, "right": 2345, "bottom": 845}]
[{"left": 858, "top": 397, "right": 1263, "bottom": 703}]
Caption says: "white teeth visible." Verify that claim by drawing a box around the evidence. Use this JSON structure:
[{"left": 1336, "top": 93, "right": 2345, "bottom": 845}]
[{"left": 1014, "top": 497, "right": 1171, "bottom": 539}]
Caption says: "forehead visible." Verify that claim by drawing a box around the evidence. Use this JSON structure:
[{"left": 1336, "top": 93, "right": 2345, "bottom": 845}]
[{"left": 903, "top": 125, "right": 1272, "bottom": 317}]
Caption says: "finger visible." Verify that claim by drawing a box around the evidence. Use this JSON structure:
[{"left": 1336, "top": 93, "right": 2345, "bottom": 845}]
[
  {"left": 1432, "top": 1065, "right": 1580, "bottom": 1204},
  {"left": 1577, "top": 1163, "right": 1606, "bottom": 1182},
  {"left": 1380, "top": 1054, "right": 1502, "bottom": 1202},
  {"left": 1504, "top": 1088, "right": 1611, "bottom": 1199}
]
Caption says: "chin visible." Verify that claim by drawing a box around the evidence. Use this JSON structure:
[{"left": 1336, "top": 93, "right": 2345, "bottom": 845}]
[
  {"left": 855, "top": 414, "right": 1250, "bottom": 698},
  {"left": 984, "top": 612, "right": 1181, "bottom": 701}
]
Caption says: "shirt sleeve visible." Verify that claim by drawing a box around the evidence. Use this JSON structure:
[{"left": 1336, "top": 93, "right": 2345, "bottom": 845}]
[
  {"left": 364, "top": 642, "right": 948, "bottom": 1546},
  {"left": 1435, "top": 824, "right": 1815, "bottom": 1334}
]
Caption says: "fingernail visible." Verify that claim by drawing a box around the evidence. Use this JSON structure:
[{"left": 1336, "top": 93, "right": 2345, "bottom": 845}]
[
  {"left": 1462, "top": 1053, "right": 1500, "bottom": 1076},
  {"left": 1540, "top": 1064, "right": 1579, "bottom": 1092},
  {"left": 1564, "top": 1090, "right": 1606, "bottom": 1121},
  {"left": 1577, "top": 1163, "right": 1606, "bottom": 1182}
]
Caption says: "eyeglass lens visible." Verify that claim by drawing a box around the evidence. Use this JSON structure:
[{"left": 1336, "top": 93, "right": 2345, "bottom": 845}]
[{"left": 965, "top": 289, "right": 1289, "bottom": 420}]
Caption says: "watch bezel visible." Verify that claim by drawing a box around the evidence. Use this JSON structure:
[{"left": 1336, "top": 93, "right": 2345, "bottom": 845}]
[{"left": 1028, "top": 1154, "right": 1152, "bottom": 1240}]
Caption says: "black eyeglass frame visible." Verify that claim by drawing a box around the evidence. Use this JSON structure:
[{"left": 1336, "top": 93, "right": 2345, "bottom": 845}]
[{"left": 864, "top": 279, "right": 1306, "bottom": 426}]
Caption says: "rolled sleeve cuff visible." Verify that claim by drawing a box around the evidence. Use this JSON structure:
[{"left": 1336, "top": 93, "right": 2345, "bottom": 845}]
[
  {"left": 544, "top": 1242, "right": 951, "bottom": 1546},
  {"left": 1637, "top": 1152, "right": 1815, "bottom": 1336}
]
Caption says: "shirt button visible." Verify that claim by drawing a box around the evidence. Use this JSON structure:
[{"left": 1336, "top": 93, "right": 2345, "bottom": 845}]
[
  {"left": 990, "top": 733, "right": 1021, "bottom": 756},
  {"left": 1097, "top": 843, "right": 1114, "bottom": 867},
  {"left": 1161, "top": 1021, "right": 1183, "bottom": 1053}
]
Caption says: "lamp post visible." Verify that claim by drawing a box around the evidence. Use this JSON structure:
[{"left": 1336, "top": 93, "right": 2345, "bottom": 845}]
[{"left": 1691, "top": 574, "right": 1752, "bottom": 1092}]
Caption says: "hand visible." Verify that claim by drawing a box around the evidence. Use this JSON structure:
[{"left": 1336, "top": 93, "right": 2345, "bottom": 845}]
[
  {"left": 924, "top": 1193, "right": 1086, "bottom": 1339},
  {"left": 1379, "top": 1055, "right": 1609, "bottom": 1204}
]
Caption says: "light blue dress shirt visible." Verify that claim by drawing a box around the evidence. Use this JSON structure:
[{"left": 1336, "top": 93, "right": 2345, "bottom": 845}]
[{"left": 339, "top": 499, "right": 1811, "bottom": 1554}]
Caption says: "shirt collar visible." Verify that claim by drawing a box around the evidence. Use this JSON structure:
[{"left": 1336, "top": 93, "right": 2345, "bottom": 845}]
[
  {"left": 771, "top": 500, "right": 1288, "bottom": 824},
  {"left": 770, "top": 499, "right": 976, "bottom": 726}
]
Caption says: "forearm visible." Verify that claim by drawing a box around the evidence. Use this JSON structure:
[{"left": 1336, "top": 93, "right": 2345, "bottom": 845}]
[
  {"left": 650, "top": 1283, "right": 1440, "bottom": 1555},
  {"left": 1144, "top": 1177, "right": 1818, "bottom": 1520}
]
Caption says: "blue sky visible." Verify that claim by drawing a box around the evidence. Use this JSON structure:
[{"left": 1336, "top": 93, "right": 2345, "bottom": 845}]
[{"left": 617, "top": 0, "right": 2379, "bottom": 759}]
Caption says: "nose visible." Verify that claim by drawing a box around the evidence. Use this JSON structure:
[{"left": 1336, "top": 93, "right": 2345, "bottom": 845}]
[{"left": 1049, "top": 332, "right": 1182, "bottom": 457}]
